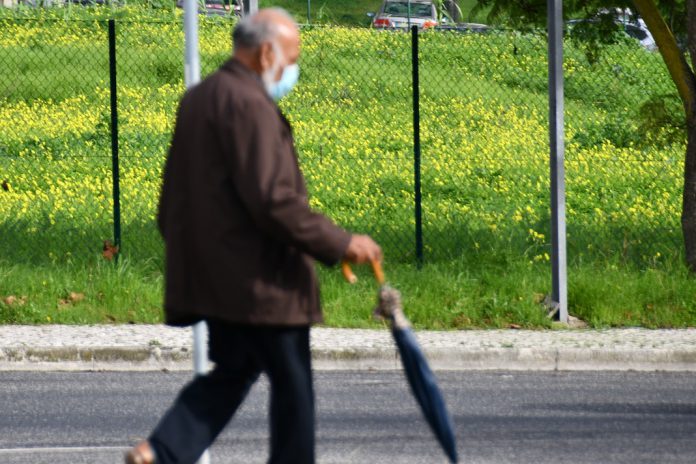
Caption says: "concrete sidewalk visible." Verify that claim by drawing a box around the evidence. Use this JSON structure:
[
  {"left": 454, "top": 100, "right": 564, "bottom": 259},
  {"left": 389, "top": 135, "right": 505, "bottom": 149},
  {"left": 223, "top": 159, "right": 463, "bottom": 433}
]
[{"left": 1, "top": 325, "right": 696, "bottom": 371}]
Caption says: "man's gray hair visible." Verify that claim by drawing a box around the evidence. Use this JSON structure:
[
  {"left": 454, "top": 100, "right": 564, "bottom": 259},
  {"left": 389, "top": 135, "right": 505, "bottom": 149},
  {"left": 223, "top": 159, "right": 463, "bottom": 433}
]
[{"left": 233, "top": 8, "right": 296, "bottom": 51}]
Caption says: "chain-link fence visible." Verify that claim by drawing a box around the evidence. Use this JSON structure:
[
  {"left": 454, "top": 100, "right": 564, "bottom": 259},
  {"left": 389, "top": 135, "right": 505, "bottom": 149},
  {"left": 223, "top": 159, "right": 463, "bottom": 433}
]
[
  {"left": 0, "top": 17, "right": 686, "bottom": 269},
  {"left": 414, "top": 28, "right": 683, "bottom": 267},
  {"left": 0, "top": 19, "right": 113, "bottom": 264}
]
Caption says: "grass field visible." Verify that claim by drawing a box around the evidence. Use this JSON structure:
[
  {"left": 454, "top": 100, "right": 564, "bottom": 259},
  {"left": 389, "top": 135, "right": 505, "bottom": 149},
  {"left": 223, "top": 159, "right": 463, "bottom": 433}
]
[{"left": 0, "top": 9, "right": 694, "bottom": 328}]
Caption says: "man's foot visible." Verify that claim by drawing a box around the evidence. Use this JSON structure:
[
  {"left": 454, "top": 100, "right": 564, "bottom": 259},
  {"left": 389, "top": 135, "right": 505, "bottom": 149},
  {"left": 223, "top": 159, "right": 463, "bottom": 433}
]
[{"left": 124, "top": 440, "right": 156, "bottom": 464}]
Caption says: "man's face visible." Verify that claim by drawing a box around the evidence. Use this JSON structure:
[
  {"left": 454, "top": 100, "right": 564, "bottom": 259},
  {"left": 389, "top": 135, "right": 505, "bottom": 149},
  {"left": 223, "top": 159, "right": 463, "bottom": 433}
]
[{"left": 260, "top": 24, "right": 300, "bottom": 82}]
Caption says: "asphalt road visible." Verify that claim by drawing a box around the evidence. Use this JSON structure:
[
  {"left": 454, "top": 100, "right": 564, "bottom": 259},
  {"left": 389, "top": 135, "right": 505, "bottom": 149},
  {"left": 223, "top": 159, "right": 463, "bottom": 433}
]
[{"left": 1, "top": 371, "right": 695, "bottom": 463}]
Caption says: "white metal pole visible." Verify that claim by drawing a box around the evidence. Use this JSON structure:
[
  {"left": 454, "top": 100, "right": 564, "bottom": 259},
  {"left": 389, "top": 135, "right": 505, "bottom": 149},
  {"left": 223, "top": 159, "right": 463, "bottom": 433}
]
[
  {"left": 547, "top": 0, "right": 568, "bottom": 323},
  {"left": 243, "top": 0, "right": 258, "bottom": 16},
  {"left": 193, "top": 320, "right": 211, "bottom": 464},
  {"left": 184, "top": 0, "right": 201, "bottom": 88},
  {"left": 183, "top": 1, "right": 210, "bottom": 463}
]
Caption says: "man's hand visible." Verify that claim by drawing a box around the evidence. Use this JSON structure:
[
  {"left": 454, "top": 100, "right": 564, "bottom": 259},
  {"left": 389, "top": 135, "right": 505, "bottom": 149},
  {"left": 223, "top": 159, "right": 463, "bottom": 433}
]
[{"left": 344, "top": 234, "right": 382, "bottom": 264}]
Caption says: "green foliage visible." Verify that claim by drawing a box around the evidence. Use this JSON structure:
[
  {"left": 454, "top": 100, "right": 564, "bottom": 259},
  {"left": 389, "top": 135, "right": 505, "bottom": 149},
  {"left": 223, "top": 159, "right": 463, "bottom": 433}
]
[
  {"left": 469, "top": 0, "right": 687, "bottom": 30},
  {"left": 469, "top": 0, "right": 549, "bottom": 28},
  {"left": 469, "top": 0, "right": 690, "bottom": 68},
  {"left": 567, "top": 15, "right": 631, "bottom": 65},
  {"left": 638, "top": 93, "right": 687, "bottom": 146}
]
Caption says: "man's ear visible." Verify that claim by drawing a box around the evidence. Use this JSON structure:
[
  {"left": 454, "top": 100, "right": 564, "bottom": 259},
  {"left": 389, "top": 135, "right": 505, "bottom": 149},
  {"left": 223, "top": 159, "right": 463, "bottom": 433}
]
[{"left": 258, "top": 42, "right": 274, "bottom": 72}]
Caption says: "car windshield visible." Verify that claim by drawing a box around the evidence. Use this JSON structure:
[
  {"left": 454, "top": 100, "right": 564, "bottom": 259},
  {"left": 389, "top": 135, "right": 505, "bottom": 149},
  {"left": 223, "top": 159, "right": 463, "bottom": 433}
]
[{"left": 383, "top": 1, "right": 433, "bottom": 18}]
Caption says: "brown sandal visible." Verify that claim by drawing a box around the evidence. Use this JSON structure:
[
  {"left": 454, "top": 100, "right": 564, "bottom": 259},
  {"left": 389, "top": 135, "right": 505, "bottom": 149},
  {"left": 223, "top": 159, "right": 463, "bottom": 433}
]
[{"left": 124, "top": 441, "right": 156, "bottom": 464}]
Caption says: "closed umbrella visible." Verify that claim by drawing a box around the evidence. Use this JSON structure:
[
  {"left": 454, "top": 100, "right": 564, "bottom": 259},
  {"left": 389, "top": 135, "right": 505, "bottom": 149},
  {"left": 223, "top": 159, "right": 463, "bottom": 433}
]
[{"left": 342, "top": 260, "right": 458, "bottom": 463}]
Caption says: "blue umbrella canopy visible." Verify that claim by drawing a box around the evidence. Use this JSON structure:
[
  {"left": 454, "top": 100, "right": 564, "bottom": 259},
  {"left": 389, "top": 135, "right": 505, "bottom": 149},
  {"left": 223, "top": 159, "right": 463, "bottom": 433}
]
[{"left": 342, "top": 262, "right": 459, "bottom": 463}]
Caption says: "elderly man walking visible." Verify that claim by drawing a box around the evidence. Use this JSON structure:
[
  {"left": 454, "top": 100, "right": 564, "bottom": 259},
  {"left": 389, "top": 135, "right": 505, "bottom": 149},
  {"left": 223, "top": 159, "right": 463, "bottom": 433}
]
[{"left": 125, "top": 8, "right": 381, "bottom": 464}]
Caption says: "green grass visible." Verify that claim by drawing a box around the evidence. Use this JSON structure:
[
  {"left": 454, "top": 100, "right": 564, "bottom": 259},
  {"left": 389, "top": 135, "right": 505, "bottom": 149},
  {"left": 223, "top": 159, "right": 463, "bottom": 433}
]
[
  {"left": 0, "top": 12, "right": 694, "bottom": 328},
  {"left": 570, "top": 263, "right": 696, "bottom": 328},
  {"left": 0, "top": 259, "right": 163, "bottom": 324},
  {"left": 2, "top": 257, "right": 694, "bottom": 329},
  {"left": 319, "top": 259, "right": 554, "bottom": 329}
]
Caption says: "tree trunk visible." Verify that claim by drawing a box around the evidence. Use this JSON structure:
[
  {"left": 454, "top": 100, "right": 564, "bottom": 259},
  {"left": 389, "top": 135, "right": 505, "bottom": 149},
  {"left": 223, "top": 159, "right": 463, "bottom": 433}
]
[
  {"left": 634, "top": 0, "right": 696, "bottom": 272},
  {"left": 685, "top": 116, "right": 696, "bottom": 273},
  {"left": 684, "top": 0, "right": 696, "bottom": 272}
]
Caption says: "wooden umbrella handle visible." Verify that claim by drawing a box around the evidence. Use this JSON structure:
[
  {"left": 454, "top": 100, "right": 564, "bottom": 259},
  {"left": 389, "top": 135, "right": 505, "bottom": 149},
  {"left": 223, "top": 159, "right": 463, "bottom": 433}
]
[
  {"left": 341, "top": 261, "right": 358, "bottom": 284},
  {"left": 341, "top": 260, "right": 385, "bottom": 285},
  {"left": 371, "top": 259, "right": 385, "bottom": 285}
]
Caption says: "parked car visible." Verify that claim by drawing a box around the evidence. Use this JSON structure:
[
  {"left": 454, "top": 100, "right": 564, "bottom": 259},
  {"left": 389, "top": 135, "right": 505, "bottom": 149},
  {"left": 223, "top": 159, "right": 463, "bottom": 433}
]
[
  {"left": 621, "top": 20, "right": 657, "bottom": 51},
  {"left": 434, "top": 22, "right": 490, "bottom": 34},
  {"left": 370, "top": 0, "right": 439, "bottom": 30},
  {"left": 567, "top": 10, "right": 657, "bottom": 51},
  {"left": 176, "top": 0, "right": 241, "bottom": 17}
]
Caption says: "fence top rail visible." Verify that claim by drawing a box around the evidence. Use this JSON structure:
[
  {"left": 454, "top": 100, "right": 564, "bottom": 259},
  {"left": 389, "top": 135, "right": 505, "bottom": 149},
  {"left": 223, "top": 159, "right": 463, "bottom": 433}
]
[{"left": 0, "top": 16, "right": 546, "bottom": 35}]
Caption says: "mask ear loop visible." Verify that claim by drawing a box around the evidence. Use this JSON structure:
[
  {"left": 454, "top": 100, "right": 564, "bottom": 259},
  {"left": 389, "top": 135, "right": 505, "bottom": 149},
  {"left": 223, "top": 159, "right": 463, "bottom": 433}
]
[
  {"left": 260, "top": 40, "right": 285, "bottom": 91},
  {"left": 269, "top": 40, "right": 287, "bottom": 81}
]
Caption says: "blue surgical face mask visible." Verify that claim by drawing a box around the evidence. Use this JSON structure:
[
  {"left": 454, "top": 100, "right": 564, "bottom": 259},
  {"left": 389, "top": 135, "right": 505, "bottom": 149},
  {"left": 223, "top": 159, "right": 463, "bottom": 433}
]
[{"left": 265, "top": 63, "right": 300, "bottom": 101}]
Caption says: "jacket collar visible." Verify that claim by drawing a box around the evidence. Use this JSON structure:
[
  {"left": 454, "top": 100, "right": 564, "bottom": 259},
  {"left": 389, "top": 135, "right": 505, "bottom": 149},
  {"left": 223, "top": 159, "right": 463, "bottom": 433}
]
[
  {"left": 221, "top": 57, "right": 291, "bottom": 130},
  {"left": 221, "top": 58, "right": 265, "bottom": 89}
]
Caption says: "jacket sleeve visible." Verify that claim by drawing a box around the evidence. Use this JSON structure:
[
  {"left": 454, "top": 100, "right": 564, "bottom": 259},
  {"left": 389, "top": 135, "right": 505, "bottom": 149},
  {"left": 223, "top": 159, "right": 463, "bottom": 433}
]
[{"left": 220, "top": 97, "right": 352, "bottom": 266}]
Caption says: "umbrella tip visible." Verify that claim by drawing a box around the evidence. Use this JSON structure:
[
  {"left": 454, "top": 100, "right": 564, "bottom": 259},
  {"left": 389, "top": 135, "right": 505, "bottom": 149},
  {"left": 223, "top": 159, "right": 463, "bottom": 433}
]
[{"left": 373, "top": 286, "right": 409, "bottom": 329}]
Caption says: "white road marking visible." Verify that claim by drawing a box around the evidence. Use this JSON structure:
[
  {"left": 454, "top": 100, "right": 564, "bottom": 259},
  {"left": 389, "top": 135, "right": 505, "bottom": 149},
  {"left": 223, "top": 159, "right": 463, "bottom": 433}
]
[{"left": 0, "top": 446, "right": 126, "bottom": 453}]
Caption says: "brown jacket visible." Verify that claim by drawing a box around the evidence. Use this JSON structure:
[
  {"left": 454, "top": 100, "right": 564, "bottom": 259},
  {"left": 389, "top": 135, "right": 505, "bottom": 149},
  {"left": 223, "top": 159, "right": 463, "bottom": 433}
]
[{"left": 157, "top": 59, "right": 351, "bottom": 327}]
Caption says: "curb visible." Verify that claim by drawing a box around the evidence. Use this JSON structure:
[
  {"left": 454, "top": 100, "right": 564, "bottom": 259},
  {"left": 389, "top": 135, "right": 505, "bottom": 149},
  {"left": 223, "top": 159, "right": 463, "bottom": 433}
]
[
  {"left": 0, "top": 346, "right": 192, "bottom": 371},
  {"left": 3, "top": 345, "right": 696, "bottom": 372}
]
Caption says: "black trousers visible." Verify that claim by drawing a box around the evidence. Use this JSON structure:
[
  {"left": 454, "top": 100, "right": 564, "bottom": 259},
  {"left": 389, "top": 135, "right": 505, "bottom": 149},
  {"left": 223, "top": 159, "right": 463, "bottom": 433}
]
[{"left": 149, "top": 321, "right": 315, "bottom": 464}]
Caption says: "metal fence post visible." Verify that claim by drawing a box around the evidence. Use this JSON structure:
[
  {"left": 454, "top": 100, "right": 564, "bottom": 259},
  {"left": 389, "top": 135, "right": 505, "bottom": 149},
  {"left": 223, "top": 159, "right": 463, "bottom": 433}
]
[
  {"left": 547, "top": 0, "right": 568, "bottom": 323},
  {"left": 411, "top": 25, "right": 423, "bottom": 267},
  {"left": 182, "top": 0, "right": 211, "bottom": 462},
  {"left": 108, "top": 19, "right": 121, "bottom": 263}
]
